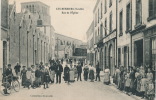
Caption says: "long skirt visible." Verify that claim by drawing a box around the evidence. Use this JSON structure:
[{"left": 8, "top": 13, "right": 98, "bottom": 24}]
[
  {"left": 22, "top": 74, "right": 27, "bottom": 86},
  {"left": 89, "top": 70, "right": 94, "bottom": 81},
  {"left": 50, "top": 71, "right": 55, "bottom": 81},
  {"left": 104, "top": 73, "right": 110, "bottom": 83},
  {"left": 31, "top": 73, "right": 35, "bottom": 85},
  {"left": 69, "top": 71, "right": 75, "bottom": 82}
]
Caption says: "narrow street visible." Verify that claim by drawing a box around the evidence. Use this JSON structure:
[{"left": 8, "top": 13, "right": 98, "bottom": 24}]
[{"left": 1, "top": 79, "right": 138, "bottom": 100}]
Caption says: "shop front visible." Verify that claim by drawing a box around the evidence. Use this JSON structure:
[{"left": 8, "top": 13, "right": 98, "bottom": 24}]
[
  {"left": 144, "top": 25, "right": 156, "bottom": 71},
  {"left": 103, "top": 31, "right": 116, "bottom": 76}
]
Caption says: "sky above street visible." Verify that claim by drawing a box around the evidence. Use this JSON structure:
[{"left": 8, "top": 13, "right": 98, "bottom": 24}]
[{"left": 9, "top": 0, "right": 96, "bottom": 42}]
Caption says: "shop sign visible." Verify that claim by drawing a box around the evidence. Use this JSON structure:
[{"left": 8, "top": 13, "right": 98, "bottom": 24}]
[{"left": 103, "top": 32, "right": 116, "bottom": 43}]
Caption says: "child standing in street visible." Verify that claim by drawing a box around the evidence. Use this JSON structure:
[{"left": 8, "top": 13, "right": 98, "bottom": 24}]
[
  {"left": 43, "top": 68, "right": 50, "bottom": 89},
  {"left": 140, "top": 75, "right": 147, "bottom": 99},
  {"left": 26, "top": 67, "right": 32, "bottom": 89},
  {"left": 125, "top": 70, "right": 131, "bottom": 95},
  {"left": 146, "top": 80, "right": 154, "bottom": 100}
]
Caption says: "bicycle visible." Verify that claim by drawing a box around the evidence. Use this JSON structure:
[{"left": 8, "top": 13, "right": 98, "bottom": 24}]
[{"left": 0, "top": 75, "right": 20, "bottom": 96}]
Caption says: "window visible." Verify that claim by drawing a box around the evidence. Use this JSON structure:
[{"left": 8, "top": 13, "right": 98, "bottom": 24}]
[
  {"left": 23, "top": 36, "right": 25, "bottom": 45},
  {"left": 118, "top": 48, "right": 121, "bottom": 66},
  {"left": 32, "top": 5, "right": 34, "bottom": 13},
  {"left": 152, "top": 37, "right": 156, "bottom": 70},
  {"left": 95, "top": 13, "right": 97, "bottom": 27},
  {"left": 104, "top": 0, "right": 107, "bottom": 13},
  {"left": 101, "top": 3, "right": 103, "bottom": 18},
  {"left": 29, "top": 5, "right": 31, "bottom": 12},
  {"left": 98, "top": 9, "right": 99, "bottom": 23},
  {"left": 14, "top": 32, "right": 16, "bottom": 43},
  {"left": 98, "top": 28, "right": 99, "bottom": 36},
  {"left": 109, "top": 12, "right": 112, "bottom": 33},
  {"left": 44, "top": 26, "right": 46, "bottom": 34},
  {"left": 14, "top": 12, "right": 16, "bottom": 22},
  {"left": 61, "top": 41, "right": 63, "bottom": 45},
  {"left": 148, "top": 0, "right": 156, "bottom": 21},
  {"left": 136, "top": 0, "right": 142, "bottom": 25},
  {"left": 105, "top": 18, "right": 107, "bottom": 36},
  {"left": 100, "top": 24, "right": 103, "bottom": 38},
  {"left": 30, "top": 39, "right": 31, "bottom": 47},
  {"left": 109, "top": 0, "right": 112, "bottom": 7},
  {"left": 119, "top": 10, "right": 123, "bottom": 36},
  {"left": 126, "top": 3, "right": 131, "bottom": 31}
]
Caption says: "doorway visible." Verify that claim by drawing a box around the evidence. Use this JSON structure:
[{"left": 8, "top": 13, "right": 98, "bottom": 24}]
[
  {"left": 134, "top": 39, "right": 143, "bottom": 67},
  {"left": 109, "top": 44, "right": 113, "bottom": 75},
  {"left": 3, "top": 41, "right": 7, "bottom": 68}
]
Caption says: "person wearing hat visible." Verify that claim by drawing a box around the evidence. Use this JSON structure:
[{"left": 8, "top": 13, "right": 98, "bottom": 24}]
[
  {"left": 35, "top": 65, "right": 42, "bottom": 87},
  {"left": 5, "top": 64, "right": 13, "bottom": 84},
  {"left": 26, "top": 67, "right": 32, "bottom": 89},
  {"left": 31, "top": 65, "right": 36, "bottom": 88},
  {"left": 77, "top": 62, "right": 82, "bottom": 81},
  {"left": 55, "top": 61, "right": 63, "bottom": 84},
  {"left": 20, "top": 66, "right": 27, "bottom": 88},
  {"left": 14, "top": 62, "right": 21, "bottom": 76},
  {"left": 2, "top": 64, "right": 13, "bottom": 94}
]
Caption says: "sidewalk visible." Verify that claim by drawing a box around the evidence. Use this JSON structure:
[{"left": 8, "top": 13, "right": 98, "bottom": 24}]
[{"left": 100, "top": 72, "right": 144, "bottom": 100}]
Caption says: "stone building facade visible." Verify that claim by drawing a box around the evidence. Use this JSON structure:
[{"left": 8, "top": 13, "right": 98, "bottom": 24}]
[
  {"left": 90, "top": 0, "right": 156, "bottom": 76},
  {"left": 1, "top": 0, "right": 9, "bottom": 81},
  {"left": 86, "top": 21, "right": 94, "bottom": 66},
  {"left": 93, "top": 0, "right": 117, "bottom": 74},
  {"left": 55, "top": 33, "right": 83, "bottom": 59},
  {"left": 8, "top": 1, "right": 55, "bottom": 68}
]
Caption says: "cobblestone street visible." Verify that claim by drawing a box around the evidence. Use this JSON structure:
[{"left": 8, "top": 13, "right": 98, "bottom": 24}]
[{"left": 1, "top": 78, "right": 141, "bottom": 100}]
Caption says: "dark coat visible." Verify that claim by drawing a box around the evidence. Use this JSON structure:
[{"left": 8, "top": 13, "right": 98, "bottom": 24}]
[
  {"left": 14, "top": 65, "right": 21, "bottom": 72},
  {"left": 6, "top": 68, "right": 13, "bottom": 76},
  {"left": 35, "top": 69, "right": 41, "bottom": 78},
  {"left": 77, "top": 65, "right": 82, "bottom": 73},
  {"left": 49, "top": 65, "right": 56, "bottom": 71},
  {"left": 55, "top": 64, "right": 63, "bottom": 73},
  {"left": 64, "top": 66, "right": 70, "bottom": 81},
  {"left": 96, "top": 67, "right": 101, "bottom": 74}
]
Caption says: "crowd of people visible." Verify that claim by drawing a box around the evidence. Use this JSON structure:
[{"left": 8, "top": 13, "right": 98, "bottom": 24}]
[
  {"left": 3, "top": 60, "right": 155, "bottom": 100},
  {"left": 2, "top": 59, "right": 102, "bottom": 92},
  {"left": 111, "top": 65, "right": 155, "bottom": 100}
]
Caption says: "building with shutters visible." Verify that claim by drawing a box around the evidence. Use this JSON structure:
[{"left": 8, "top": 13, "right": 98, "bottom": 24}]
[
  {"left": 86, "top": 21, "right": 94, "bottom": 66},
  {"left": 93, "top": 0, "right": 117, "bottom": 75}
]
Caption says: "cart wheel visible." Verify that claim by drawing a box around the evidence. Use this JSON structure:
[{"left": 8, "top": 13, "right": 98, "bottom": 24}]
[{"left": 0, "top": 82, "right": 11, "bottom": 96}]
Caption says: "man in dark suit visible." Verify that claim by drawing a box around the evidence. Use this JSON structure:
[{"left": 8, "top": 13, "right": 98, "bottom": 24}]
[
  {"left": 95, "top": 63, "right": 101, "bottom": 81},
  {"left": 77, "top": 62, "right": 82, "bottom": 81},
  {"left": 55, "top": 61, "right": 63, "bottom": 84}
]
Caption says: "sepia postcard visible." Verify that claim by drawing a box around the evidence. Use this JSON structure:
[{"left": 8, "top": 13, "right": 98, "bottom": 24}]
[{"left": 0, "top": 0, "right": 156, "bottom": 100}]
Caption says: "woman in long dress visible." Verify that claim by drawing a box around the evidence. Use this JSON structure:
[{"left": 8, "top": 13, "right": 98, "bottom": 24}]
[
  {"left": 31, "top": 65, "right": 36, "bottom": 88},
  {"left": 104, "top": 67, "right": 110, "bottom": 85},
  {"left": 74, "top": 65, "right": 78, "bottom": 79},
  {"left": 69, "top": 64, "right": 75, "bottom": 82},
  {"left": 20, "top": 66, "right": 27, "bottom": 87},
  {"left": 64, "top": 65, "right": 70, "bottom": 84},
  {"left": 49, "top": 63, "right": 56, "bottom": 83},
  {"left": 26, "top": 67, "right": 32, "bottom": 89},
  {"left": 89, "top": 64, "right": 94, "bottom": 82},
  {"left": 83, "top": 64, "right": 89, "bottom": 81}
]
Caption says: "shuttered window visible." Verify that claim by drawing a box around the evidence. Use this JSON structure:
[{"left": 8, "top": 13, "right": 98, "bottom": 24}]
[
  {"left": 148, "top": 0, "right": 156, "bottom": 20},
  {"left": 126, "top": 3, "right": 131, "bottom": 31},
  {"left": 136, "top": 0, "right": 142, "bottom": 25}
]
